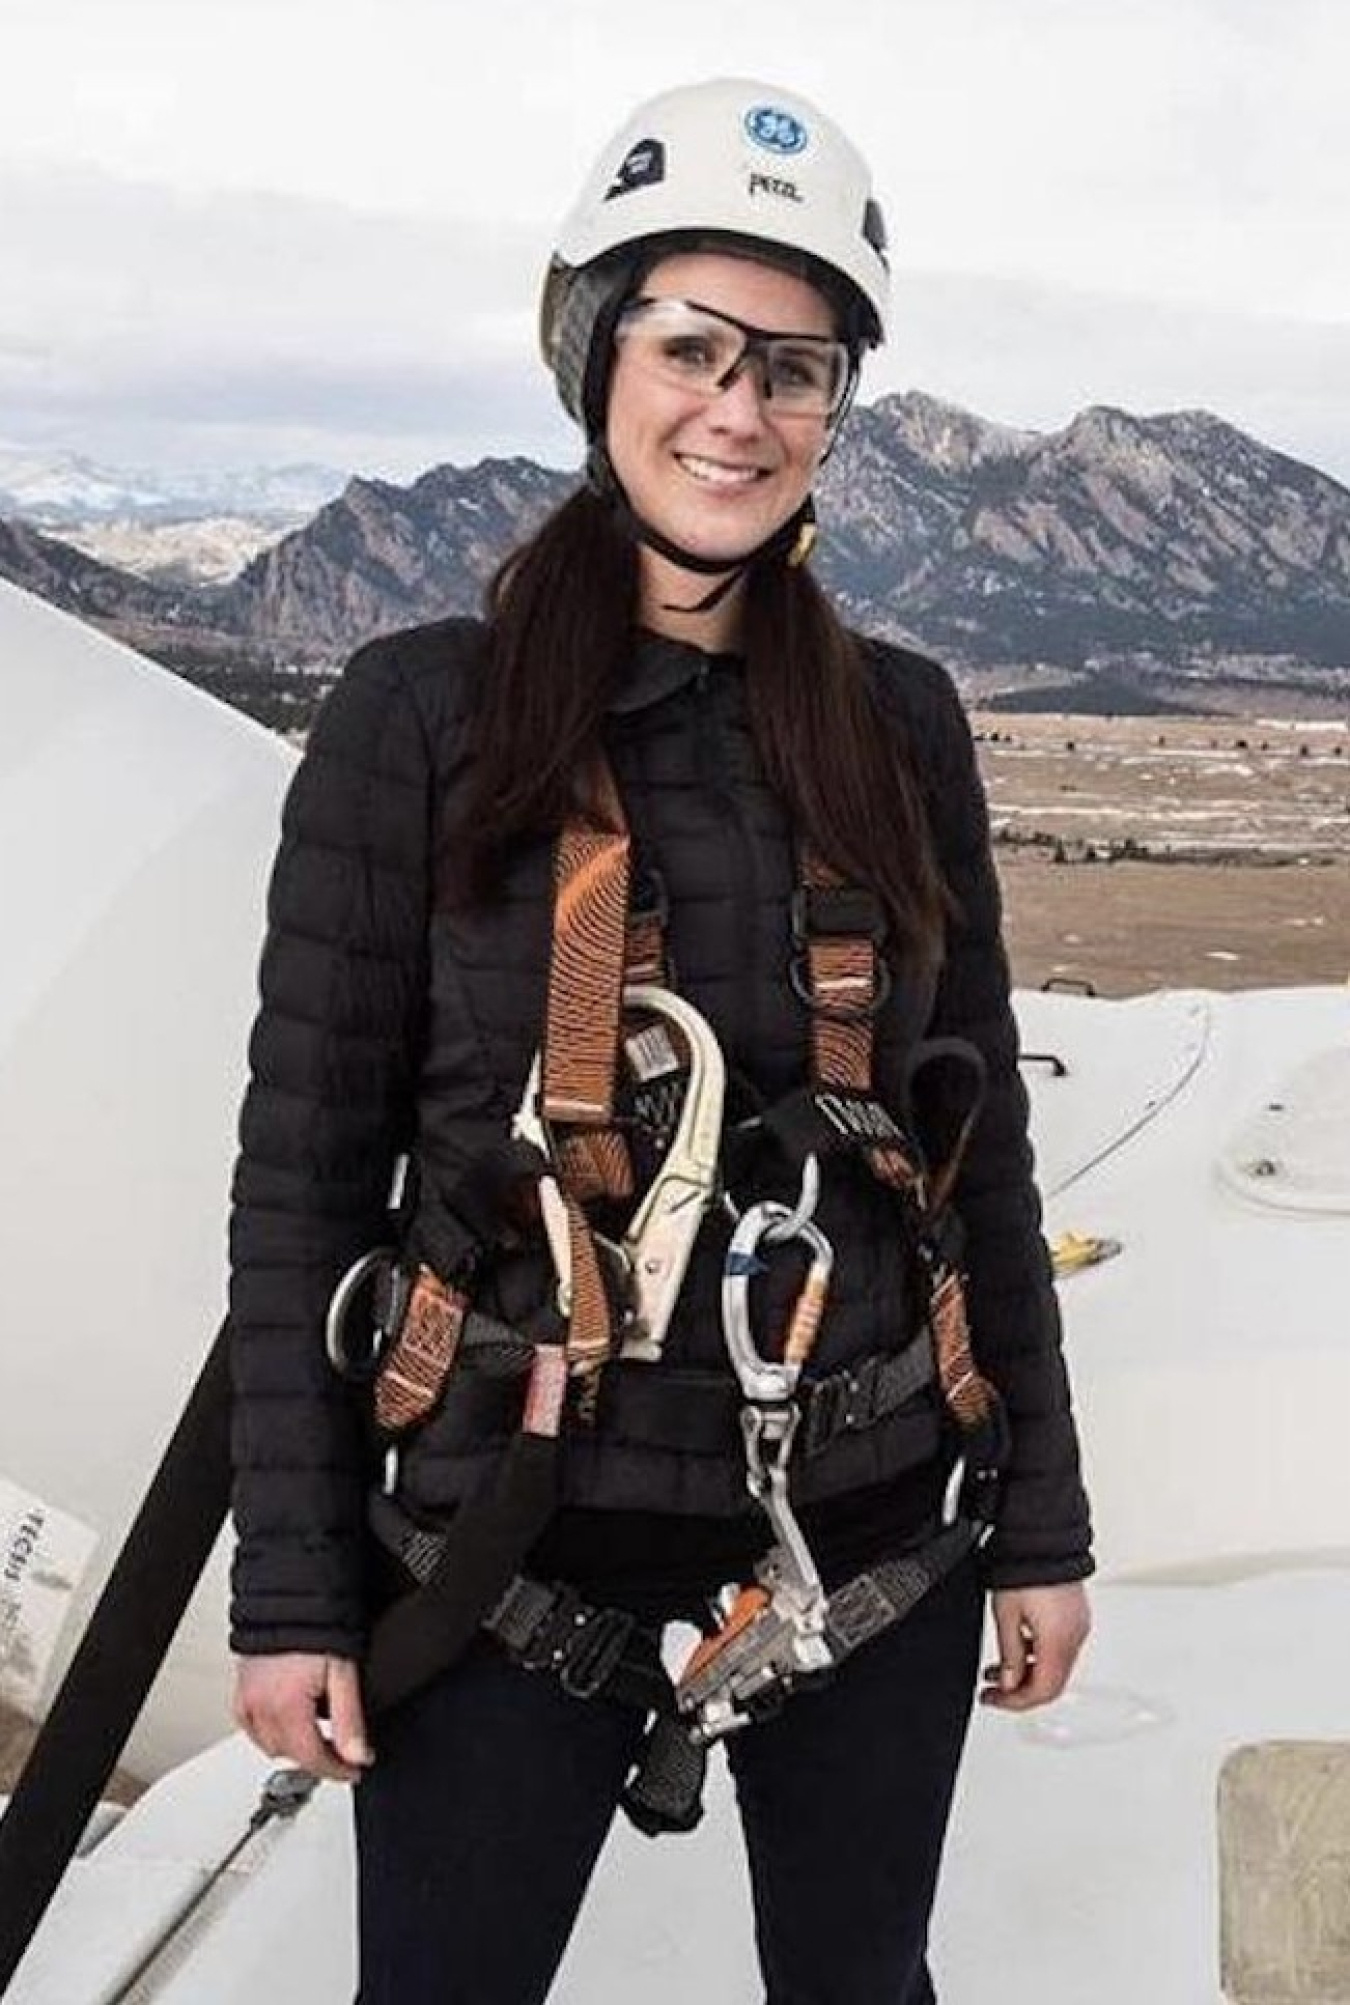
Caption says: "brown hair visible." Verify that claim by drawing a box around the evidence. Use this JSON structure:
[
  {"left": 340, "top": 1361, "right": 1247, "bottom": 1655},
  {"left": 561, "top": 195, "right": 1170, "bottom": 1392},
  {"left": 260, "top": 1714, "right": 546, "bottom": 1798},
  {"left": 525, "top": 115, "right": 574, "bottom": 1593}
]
[{"left": 442, "top": 486, "right": 947, "bottom": 969}]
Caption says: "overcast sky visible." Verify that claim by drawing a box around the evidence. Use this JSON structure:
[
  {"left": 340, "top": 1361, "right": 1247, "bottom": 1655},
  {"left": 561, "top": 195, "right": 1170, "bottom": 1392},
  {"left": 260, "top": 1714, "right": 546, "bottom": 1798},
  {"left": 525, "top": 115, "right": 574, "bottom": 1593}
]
[{"left": 3, "top": 0, "right": 1348, "bottom": 486}]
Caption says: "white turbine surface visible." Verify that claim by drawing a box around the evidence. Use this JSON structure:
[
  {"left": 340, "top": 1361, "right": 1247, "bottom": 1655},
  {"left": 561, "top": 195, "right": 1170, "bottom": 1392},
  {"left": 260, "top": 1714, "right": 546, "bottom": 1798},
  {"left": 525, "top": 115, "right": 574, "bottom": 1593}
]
[{"left": 0, "top": 578, "right": 293, "bottom": 1773}]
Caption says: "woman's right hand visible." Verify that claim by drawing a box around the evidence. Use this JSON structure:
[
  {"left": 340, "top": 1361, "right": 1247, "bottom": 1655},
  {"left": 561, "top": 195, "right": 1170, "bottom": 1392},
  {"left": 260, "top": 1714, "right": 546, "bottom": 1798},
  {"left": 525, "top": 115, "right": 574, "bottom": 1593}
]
[{"left": 232, "top": 1652, "right": 374, "bottom": 1783}]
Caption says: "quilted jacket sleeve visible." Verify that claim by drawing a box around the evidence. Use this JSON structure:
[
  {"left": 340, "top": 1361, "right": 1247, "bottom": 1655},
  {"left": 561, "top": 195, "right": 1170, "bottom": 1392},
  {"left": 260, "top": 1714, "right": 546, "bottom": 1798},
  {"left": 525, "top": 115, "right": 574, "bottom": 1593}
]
[
  {"left": 228, "top": 636, "right": 435, "bottom": 1656},
  {"left": 900, "top": 653, "right": 1094, "bottom": 1590}
]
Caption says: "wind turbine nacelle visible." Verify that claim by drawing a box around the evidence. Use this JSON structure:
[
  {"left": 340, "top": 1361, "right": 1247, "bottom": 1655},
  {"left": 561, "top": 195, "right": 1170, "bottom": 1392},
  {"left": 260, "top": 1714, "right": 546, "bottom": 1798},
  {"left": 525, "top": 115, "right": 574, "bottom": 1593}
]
[{"left": 0, "top": 580, "right": 295, "bottom": 1777}]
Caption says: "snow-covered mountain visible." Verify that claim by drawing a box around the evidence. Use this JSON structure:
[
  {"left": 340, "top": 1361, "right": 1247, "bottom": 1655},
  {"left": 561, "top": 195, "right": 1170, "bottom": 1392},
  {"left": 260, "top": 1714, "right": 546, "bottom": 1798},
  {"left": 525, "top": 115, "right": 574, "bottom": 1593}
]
[
  {"left": 0, "top": 445, "right": 345, "bottom": 527},
  {"left": 57, "top": 516, "right": 290, "bottom": 588}
]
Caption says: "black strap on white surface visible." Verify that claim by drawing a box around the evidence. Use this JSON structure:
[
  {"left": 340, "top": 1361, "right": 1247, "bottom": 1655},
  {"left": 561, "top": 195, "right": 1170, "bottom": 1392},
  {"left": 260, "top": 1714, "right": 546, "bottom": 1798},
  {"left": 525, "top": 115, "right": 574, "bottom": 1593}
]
[{"left": 0, "top": 1323, "right": 233, "bottom": 1997}]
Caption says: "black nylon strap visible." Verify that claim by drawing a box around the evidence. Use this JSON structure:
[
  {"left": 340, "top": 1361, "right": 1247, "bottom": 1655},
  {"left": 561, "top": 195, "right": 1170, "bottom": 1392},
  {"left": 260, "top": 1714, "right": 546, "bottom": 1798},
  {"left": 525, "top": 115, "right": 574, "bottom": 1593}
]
[
  {"left": 403, "top": 1139, "right": 552, "bottom": 1282},
  {"left": 597, "top": 1339, "right": 936, "bottom": 1460},
  {"left": 798, "top": 1339, "right": 936, "bottom": 1457},
  {"left": 362, "top": 1428, "right": 560, "bottom": 1718},
  {"left": 394, "top": 1341, "right": 936, "bottom": 1460},
  {"left": 824, "top": 1521, "right": 975, "bottom": 1658},
  {"left": 0, "top": 1324, "right": 233, "bottom": 1995},
  {"left": 790, "top": 884, "right": 885, "bottom": 942},
  {"left": 758, "top": 1085, "right": 918, "bottom": 1167},
  {"left": 370, "top": 1497, "right": 709, "bottom": 1838}
]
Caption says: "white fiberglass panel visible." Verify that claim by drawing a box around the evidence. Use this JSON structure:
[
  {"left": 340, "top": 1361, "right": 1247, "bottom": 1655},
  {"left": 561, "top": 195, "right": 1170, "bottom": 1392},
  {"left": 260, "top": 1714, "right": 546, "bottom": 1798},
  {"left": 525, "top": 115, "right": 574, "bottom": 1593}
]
[
  {"left": 1014, "top": 988, "right": 1212, "bottom": 1197},
  {"left": 1217, "top": 1044, "right": 1350, "bottom": 1214},
  {"left": 0, "top": 582, "right": 294, "bottom": 1774}
]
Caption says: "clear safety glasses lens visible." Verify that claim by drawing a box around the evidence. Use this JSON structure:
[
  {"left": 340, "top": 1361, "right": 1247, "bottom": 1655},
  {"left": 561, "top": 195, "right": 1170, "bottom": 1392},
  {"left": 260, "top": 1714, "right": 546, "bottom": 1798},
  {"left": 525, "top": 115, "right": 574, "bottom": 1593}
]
[{"left": 615, "top": 297, "right": 853, "bottom": 420}]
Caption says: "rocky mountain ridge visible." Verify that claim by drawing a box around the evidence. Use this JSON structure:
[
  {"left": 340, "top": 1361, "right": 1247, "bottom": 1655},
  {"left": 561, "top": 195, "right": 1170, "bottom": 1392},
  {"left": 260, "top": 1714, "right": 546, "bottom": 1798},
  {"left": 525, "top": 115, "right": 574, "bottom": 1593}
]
[
  {"left": 816, "top": 395, "right": 1350, "bottom": 684},
  {"left": 3, "top": 393, "right": 1348, "bottom": 720},
  {"left": 224, "top": 458, "right": 576, "bottom": 652}
]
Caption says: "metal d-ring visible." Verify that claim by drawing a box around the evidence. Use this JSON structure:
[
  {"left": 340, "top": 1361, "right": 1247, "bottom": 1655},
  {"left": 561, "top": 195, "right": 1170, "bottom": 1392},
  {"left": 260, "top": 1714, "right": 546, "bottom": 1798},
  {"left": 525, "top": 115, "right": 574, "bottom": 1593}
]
[{"left": 324, "top": 1246, "right": 397, "bottom": 1379}]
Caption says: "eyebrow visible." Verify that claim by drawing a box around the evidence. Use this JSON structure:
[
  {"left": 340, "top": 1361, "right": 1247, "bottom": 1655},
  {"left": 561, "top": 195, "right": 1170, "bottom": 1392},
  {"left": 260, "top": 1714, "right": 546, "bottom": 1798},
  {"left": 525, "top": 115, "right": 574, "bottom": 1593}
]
[{"left": 639, "top": 295, "right": 840, "bottom": 344}]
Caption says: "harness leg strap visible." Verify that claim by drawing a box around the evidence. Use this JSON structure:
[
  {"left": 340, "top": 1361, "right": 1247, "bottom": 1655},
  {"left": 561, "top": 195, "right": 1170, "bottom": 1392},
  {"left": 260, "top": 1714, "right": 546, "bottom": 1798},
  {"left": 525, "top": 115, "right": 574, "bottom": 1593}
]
[{"left": 621, "top": 1714, "right": 709, "bottom": 1838}]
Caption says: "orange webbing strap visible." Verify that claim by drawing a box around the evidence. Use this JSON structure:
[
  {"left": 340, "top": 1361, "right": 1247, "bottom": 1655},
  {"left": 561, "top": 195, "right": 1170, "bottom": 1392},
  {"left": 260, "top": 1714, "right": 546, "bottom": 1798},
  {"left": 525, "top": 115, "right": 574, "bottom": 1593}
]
[
  {"left": 798, "top": 847, "right": 998, "bottom": 1429},
  {"left": 544, "top": 759, "right": 631, "bottom": 1129},
  {"left": 800, "top": 850, "right": 877, "bottom": 1092},
  {"left": 541, "top": 755, "right": 670, "bottom": 1399},
  {"left": 800, "top": 848, "right": 913, "bottom": 1191},
  {"left": 551, "top": 882, "right": 668, "bottom": 1206},
  {"left": 558, "top": 1188, "right": 615, "bottom": 1413},
  {"left": 543, "top": 757, "right": 666, "bottom": 1206},
  {"left": 373, "top": 1267, "right": 471, "bottom": 1434},
  {"left": 927, "top": 1268, "right": 992, "bottom": 1430}
]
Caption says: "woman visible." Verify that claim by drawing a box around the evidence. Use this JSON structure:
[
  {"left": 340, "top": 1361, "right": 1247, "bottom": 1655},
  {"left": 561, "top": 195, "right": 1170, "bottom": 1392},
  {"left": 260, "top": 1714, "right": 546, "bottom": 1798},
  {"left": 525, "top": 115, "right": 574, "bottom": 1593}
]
[{"left": 230, "top": 78, "right": 1092, "bottom": 2004}]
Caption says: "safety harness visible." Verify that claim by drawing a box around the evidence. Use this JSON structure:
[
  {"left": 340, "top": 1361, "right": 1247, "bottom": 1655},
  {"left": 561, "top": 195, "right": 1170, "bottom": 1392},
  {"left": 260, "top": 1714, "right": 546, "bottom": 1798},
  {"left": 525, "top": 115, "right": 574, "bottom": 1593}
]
[{"left": 332, "top": 755, "right": 1007, "bottom": 1833}]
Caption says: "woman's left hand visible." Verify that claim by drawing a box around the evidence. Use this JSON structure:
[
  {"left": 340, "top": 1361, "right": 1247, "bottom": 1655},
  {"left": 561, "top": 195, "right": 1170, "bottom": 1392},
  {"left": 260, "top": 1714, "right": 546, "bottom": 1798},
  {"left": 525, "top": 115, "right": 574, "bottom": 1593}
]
[{"left": 979, "top": 1582, "right": 1091, "bottom": 1712}]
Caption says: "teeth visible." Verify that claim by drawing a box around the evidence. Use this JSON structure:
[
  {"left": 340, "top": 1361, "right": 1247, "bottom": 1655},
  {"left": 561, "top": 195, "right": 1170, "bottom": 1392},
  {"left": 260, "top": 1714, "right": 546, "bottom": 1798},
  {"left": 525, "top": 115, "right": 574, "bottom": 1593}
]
[{"left": 678, "top": 456, "right": 762, "bottom": 488}]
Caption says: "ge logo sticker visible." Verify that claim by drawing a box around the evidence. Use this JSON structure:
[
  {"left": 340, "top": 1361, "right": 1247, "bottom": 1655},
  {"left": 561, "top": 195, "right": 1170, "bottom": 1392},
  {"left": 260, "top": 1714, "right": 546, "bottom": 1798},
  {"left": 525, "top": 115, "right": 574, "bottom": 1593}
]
[{"left": 744, "top": 105, "right": 808, "bottom": 156}]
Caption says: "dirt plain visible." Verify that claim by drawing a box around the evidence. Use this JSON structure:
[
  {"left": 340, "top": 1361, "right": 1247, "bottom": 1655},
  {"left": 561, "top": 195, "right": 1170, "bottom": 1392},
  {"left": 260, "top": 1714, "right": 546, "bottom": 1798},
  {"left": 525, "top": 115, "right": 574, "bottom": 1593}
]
[{"left": 977, "top": 709, "right": 1350, "bottom": 995}]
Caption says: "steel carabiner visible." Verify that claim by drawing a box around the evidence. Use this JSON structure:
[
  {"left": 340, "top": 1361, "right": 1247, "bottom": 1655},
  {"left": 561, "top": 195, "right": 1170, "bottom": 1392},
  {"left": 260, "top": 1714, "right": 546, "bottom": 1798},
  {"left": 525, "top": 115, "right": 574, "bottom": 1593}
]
[{"left": 721, "top": 1197, "right": 834, "bottom": 1401}]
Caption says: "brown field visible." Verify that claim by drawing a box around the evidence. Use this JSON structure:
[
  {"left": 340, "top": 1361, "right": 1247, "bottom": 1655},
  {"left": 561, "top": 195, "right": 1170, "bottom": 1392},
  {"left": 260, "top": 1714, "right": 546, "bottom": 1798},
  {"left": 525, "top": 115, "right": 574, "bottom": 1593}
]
[{"left": 977, "top": 710, "right": 1350, "bottom": 995}]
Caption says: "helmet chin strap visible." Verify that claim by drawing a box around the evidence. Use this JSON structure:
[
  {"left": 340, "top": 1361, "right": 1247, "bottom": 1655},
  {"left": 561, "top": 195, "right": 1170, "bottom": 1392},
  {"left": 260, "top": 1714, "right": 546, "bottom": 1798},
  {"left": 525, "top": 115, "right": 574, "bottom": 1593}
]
[{"left": 585, "top": 444, "right": 818, "bottom": 615}]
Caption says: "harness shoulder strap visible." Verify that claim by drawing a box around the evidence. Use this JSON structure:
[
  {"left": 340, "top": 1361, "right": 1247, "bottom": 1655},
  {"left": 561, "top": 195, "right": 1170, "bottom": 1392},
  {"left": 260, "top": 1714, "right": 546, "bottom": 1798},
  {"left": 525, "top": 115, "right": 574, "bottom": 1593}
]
[{"left": 792, "top": 843, "right": 1004, "bottom": 1439}]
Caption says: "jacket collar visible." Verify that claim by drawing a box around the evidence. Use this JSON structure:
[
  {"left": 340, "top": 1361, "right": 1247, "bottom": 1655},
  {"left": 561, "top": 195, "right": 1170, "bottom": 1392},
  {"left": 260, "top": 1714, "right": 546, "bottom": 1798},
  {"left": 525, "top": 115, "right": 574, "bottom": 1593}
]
[{"left": 606, "top": 630, "right": 743, "bottom": 716}]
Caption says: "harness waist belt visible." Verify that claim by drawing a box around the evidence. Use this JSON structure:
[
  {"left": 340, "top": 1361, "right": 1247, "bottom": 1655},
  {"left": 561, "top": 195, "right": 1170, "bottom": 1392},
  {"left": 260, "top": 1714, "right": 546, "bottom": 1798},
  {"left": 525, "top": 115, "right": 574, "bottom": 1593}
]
[{"left": 418, "top": 1331, "right": 937, "bottom": 1457}]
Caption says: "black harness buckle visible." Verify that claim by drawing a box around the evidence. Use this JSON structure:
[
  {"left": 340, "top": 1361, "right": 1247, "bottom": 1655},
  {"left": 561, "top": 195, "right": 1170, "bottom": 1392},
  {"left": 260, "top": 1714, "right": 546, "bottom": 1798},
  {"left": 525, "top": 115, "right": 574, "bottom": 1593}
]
[
  {"left": 511, "top": 1583, "right": 637, "bottom": 1701},
  {"left": 802, "top": 1368, "right": 870, "bottom": 1455},
  {"left": 558, "top": 1604, "right": 638, "bottom": 1701},
  {"left": 787, "top": 885, "right": 893, "bottom": 1024},
  {"left": 789, "top": 885, "right": 885, "bottom": 944}
]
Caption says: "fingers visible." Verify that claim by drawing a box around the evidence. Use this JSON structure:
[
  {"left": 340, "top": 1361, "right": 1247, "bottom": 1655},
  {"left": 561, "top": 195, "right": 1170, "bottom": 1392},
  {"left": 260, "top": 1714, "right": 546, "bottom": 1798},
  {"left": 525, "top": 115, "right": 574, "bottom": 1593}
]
[
  {"left": 325, "top": 1658, "right": 375, "bottom": 1771},
  {"left": 979, "top": 1584, "right": 1091, "bottom": 1714},
  {"left": 980, "top": 1600, "right": 1036, "bottom": 1708},
  {"left": 232, "top": 1653, "right": 373, "bottom": 1783}
]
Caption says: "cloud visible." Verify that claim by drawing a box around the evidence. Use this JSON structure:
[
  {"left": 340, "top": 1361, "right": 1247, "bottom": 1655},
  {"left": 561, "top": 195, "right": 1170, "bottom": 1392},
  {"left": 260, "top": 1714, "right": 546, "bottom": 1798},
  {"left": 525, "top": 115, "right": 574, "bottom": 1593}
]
[
  {"left": 4, "top": 0, "right": 1348, "bottom": 324},
  {"left": 0, "top": 164, "right": 570, "bottom": 470},
  {"left": 0, "top": 164, "right": 539, "bottom": 353},
  {"left": 2, "top": 161, "right": 1347, "bottom": 490},
  {"left": 875, "top": 272, "right": 1350, "bottom": 487}
]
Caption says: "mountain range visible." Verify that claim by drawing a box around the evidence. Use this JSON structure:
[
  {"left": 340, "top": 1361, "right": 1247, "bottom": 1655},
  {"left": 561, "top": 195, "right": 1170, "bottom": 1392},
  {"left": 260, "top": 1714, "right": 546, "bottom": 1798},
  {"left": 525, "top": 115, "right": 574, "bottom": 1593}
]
[
  {"left": 2, "top": 394, "right": 1348, "bottom": 722},
  {"left": 0, "top": 445, "right": 345, "bottom": 526}
]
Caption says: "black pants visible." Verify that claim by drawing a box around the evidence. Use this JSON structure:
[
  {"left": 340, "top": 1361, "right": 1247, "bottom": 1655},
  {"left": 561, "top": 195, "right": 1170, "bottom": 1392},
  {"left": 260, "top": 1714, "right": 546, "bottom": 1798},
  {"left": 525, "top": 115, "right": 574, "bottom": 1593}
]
[{"left": 354, "top": 1559, "right": 983, "bottom": 2004}]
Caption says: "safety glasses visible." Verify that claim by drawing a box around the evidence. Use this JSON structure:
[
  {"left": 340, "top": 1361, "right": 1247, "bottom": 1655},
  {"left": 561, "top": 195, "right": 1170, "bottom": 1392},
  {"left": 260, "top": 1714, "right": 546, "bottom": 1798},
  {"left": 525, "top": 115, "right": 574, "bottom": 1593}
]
[{"left": 614, "top": 296, "right": 856, "bottom": 421}]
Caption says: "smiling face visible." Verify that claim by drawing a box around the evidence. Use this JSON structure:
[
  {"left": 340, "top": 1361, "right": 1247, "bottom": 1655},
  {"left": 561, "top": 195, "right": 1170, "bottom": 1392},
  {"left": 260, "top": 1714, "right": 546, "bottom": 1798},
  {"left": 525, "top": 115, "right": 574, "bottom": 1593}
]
[{"left": 604, "top": 249, "right": 838, "bottom": 643}]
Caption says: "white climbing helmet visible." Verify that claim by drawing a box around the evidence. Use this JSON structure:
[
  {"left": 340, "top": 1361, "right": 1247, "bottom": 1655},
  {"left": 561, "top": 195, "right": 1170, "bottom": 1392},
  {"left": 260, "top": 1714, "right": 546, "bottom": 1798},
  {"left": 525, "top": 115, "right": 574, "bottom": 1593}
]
[{"left": 541, "top": 78, "right": 890, "bottom": 431}]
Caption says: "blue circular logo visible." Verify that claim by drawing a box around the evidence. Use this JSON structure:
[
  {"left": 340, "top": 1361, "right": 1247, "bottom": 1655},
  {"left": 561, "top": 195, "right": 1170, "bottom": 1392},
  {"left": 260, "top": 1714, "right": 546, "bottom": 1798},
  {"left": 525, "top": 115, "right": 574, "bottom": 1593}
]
[{"left": 744, "top": 105, "right": 808, "bottom": 156}]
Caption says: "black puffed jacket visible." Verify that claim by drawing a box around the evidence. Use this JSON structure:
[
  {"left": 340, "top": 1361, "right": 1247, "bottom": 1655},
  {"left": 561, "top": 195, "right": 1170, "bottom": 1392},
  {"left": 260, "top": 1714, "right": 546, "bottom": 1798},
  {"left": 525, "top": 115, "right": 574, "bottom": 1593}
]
[{"left": 229, "top": 617, "right": 1093, "bottom": 1657}]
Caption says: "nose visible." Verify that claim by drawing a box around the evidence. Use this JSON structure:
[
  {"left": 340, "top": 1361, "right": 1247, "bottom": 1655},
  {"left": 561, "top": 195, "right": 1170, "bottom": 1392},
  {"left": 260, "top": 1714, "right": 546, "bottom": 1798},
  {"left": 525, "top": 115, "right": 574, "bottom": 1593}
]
[{"left": 708, "top": 357, "right": 772, "bottom": 431}]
